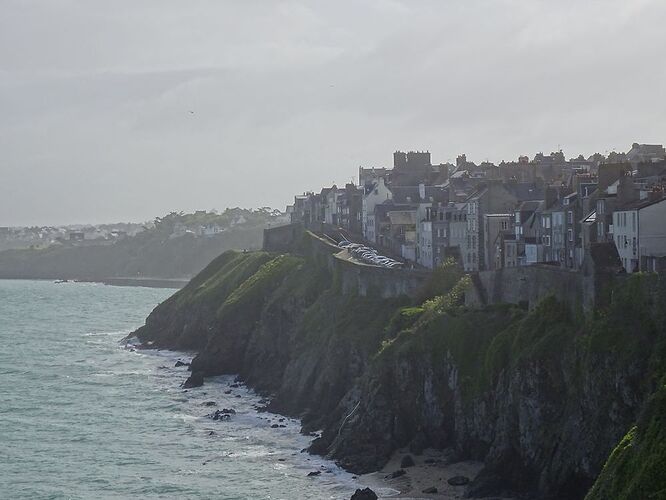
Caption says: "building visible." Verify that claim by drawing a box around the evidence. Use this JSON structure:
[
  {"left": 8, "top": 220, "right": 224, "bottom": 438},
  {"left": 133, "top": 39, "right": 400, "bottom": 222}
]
[
  {"left": 361, "top": 177, "right": 391, "bottom": 242},
  {"left": 613, "top": 196, "right": 666, "bottom": 273},
  {"left": 626, "top": 143, "right": 666, "bottom": 167}
]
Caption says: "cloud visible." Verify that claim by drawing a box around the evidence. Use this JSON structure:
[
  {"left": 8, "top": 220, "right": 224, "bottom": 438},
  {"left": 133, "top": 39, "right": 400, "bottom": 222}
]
[{"left": 0, "top": 0, "right": 665, "bottom": 225}]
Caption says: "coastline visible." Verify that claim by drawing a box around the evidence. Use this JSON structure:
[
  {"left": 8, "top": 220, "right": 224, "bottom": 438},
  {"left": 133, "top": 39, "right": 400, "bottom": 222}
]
[
  {"left": 360, "top": 450, "right": 516, "bottom": 500},
  {"left": 0, "top": 276, "right": 189, "bottom": 289}
]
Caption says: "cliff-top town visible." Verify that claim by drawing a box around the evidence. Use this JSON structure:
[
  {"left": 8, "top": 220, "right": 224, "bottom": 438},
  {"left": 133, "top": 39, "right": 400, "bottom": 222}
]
[{"left": 287, "top": 142, "right": 666, "bottom": 275}]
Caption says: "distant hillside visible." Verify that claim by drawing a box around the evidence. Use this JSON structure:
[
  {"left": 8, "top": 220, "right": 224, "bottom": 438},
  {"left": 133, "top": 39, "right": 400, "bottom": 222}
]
[{"left": 0, "top": 208, "right": 288, "bottom": 281}]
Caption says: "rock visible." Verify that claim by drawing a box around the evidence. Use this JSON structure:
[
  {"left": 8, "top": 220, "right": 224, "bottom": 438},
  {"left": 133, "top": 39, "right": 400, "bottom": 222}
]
[
  {"left": 307, "top": 471, "right": 321, "bottom": 477},
  {"left": 447, "top": 475, "right": 469, "bottom": 486},
  {"left": 463, "top": 470, "right": 505, "bottom": 498},
  {"left": 422, "top": 486, "right": 438, "bottom": 494},
  {"left": 408, "top": 432, "right": 429, "bottom": 455},
  {"left": 208, "top": 408, "right": 235, "bottom": 421},
  {"left": 208, "top": 431, "right": 216, "bottom": 436},
  {"left": 235, "top": 394, "right": 242, "bottom": 398},
  {"left": 224, "top": 390, "right": 232, "bottom": 394},
  {"left": 174, "top": 360, "right": 190, "bottom": 367},
  {"left": 386, "top": 469, "right": 406, "bottom": 479},
  {"left": 350, "top": 487, "right": 378, "bottom": 500},
  {"left": 182, "top": 371, "right": 204, "bottom": 388},
  {"left": 202, "top": 401, "right": 217, "bottom": 407},
  {"left": 271, "top": 424, "right": 279, "bottom": 428},
  {"left": 400, "top": 454, "right": 415, "bottom": 468}
]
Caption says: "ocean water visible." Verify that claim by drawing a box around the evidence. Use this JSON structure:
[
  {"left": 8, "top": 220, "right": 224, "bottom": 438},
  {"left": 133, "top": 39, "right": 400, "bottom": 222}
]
[{"left": 0, "top": 279, "right": 366, "bottom": 500}]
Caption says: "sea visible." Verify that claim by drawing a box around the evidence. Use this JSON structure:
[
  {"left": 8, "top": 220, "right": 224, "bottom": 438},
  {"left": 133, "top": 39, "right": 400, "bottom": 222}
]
[{"left": 0, "top": 279, "right": 371, "bottom": 500}]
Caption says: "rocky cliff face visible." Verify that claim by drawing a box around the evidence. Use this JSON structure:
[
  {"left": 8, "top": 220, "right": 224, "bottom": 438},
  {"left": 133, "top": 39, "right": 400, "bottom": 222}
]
[{"left": 131, "top": 250, "right": 666, "bottom": 499}]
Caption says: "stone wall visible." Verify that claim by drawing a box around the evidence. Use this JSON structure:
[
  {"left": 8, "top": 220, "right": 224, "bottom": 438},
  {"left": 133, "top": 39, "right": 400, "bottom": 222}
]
[
  {"left": 263, "top": 224, "right": 429, "bottom": 298},
  {"left": 262, "top": 223, "right": 304, "bottom": 254},
  {"left": 466, "top": 265, "right": 585, "bottom": 310},
  {"left": 333, "top": 253, "right": 430, "bottom": 299}
]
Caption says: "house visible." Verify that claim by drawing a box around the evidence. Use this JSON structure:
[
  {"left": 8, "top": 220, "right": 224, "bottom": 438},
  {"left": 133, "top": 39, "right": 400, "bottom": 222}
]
[
  {"left": 335, "top": 184, "right": 363, "bottom": 234},
  {"left": 202, "top": 223, "right": 223, "bottom": 237},
  {"left": 464, "top": 181, "right": 544, "bottom": 271},
  {"left": 431, "top": 202, "right": 468, "bottom": 268},
  {"left": 626, "top": 143, "right": 665, "bottom": 167},
  {"left": 361, "top": 177, "right": 392, "bottom": 242},
  {"left": 387, "top": 209, "right": 418, "bottom": 262},
  {"left": 414, "top": 184, "right": 449, "bottom": 268},
  {"left": 483, "top": 214, "right": 512, "bottom": 270},
  {"left": 613, "top": 195, "right": 666, "bottom": 273}
]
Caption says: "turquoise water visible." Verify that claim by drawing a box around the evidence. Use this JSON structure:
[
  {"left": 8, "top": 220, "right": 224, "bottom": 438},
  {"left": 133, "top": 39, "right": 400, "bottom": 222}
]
[{"left": 0, "top": 280, "right": 361, "bottom": 499}]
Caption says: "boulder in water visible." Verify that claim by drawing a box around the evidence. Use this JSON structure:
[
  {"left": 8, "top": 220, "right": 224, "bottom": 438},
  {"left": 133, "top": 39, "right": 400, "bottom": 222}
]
[
  {"left": 350, "top": 488, "right": 378, "bottom": 500},
  {"left": 175, "top": 360, "right": 190, "bottom": 368},
  {"left": 182, "top": 371, "right": 204, "bottom": 388}
]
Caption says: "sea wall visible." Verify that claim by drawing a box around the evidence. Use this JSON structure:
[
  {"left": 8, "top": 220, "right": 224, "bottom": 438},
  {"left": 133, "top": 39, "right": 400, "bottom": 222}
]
[
  {"left": 333, "top": 253, "right": 430, "bottom": 299},
  {"left": 466, "top": 265, "right": 585, "bottom": 310},
  {"left": 264, "top": 224, "right": 429, "bottom": 299}
]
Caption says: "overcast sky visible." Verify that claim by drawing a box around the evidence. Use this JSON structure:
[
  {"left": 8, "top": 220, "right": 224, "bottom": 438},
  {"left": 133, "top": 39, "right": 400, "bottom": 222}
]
[{"left": 1, "top": 0, "right": 665, "bottom": 226}]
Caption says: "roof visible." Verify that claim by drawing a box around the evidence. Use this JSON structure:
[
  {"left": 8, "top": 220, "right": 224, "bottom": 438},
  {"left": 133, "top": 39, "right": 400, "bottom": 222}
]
[
  {"left": 617, "top": 196, "right": 666, "bottom": 211},
  {"left": 390, "top": 185, "right": 447, "bottom": 204}
]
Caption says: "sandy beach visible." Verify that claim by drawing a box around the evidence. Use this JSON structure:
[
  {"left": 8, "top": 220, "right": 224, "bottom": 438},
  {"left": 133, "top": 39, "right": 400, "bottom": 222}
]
[{"left": 358, "top": 448, "right": 514, "bottom": 500}]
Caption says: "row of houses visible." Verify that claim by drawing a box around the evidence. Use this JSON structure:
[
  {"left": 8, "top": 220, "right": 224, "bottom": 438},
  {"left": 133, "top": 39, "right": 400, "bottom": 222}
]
[{"left": 288, "top": 144, "right": 666, "bottom": 274}]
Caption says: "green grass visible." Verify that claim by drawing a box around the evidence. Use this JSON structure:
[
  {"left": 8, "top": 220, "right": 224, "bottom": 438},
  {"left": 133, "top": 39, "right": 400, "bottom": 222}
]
[{"left": 586, "top": 384, "right": 666, "bottom": 500}]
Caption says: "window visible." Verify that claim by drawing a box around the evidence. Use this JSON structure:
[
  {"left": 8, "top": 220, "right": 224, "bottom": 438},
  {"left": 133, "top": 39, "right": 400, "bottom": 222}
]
[
  {"left": 543, "top": 235, "right": 551, "bottom": 246},
  {"left": 501, "top": 220, "right": 508, "bottom": 230},
  {"left": 439, "top": 211, "right": 444, "bottom": 221},
  {"left": 568, "top": 211, "right": 573, "bottom": 224},
  {"left": 597, "top": 199, "right": 605, "bottom": 214},
  {"left": 632, "top": 212, "right": 636, "bottom": 231},
  {"left": 568, "top": 229, "right": 573, "bottom": 242},
  {"left": 623, "top": 213, "right": 627, "bottom": 227},
  {"left": 632, "top": 237, "right": 637, "bottom": 255}
]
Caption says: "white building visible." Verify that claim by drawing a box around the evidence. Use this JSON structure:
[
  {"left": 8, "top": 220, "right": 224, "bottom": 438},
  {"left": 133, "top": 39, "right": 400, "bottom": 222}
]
[
  {"left": 361, "top": 177, "right": 391, "bottom": 243},
  {"left": 613, "top": 197, "right": 666, "bottom": 272}
]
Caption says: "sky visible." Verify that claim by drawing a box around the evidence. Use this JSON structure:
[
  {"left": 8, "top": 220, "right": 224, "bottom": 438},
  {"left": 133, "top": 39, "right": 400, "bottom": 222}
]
[{"left": 1, "top": 0, "right": 665, "bottom": 226}]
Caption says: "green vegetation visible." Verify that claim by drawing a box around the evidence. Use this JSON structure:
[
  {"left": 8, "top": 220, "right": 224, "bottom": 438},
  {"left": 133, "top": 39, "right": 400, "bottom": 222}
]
[
  {"left": 586, "top": 384, "right": 666, "bottom": 500},
  {"left": 218, "top": 254, "right": 304, "bottom": 320},
  {"left": 172, "top": 250, "right": 274, "bottom": 308},
  {"left": 135, "top": 237, "right": 666, "bottom": 499}
]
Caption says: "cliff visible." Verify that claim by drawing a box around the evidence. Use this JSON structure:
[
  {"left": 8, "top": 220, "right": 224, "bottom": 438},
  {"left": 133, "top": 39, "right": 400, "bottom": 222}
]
[{"left": 131, "top": 246, "right": 666, "bottom": 499}]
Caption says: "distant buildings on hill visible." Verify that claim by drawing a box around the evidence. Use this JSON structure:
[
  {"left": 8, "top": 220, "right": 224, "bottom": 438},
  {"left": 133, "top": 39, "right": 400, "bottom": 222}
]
[{"left": 288, "top": 143, "right": 666, "bottom": 274}]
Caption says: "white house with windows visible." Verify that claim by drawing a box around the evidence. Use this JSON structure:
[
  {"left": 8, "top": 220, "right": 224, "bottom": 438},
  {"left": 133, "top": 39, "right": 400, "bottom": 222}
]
[
  {"left": 613, "top": 197, "right": 666, "bottom": 272},
  {"left": 361, "top": 177, "right": 391, "bottom": 243}
]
